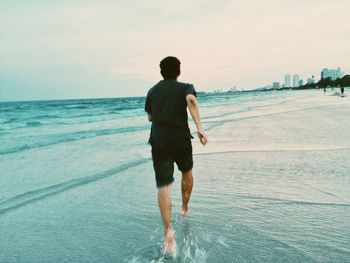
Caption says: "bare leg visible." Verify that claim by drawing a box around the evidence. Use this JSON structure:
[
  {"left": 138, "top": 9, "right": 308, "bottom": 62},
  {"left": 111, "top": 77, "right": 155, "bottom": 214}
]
[
  {"left": 158, "top": 185, "right": 174, "bottom": 253},
  {"left": 181, "top": 169, "right": 193, "bottom": 216}
]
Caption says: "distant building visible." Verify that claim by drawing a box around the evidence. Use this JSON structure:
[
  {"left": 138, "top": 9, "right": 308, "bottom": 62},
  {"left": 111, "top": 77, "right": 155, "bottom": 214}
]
[
  {"left": 272, "top": 82, "right": 280, "bottom": 90},
  {"left": 284, "top": 74, "right": 291, "bottom": 87},
  {"left": 307, "top": 75, "right": 315, "bottom": 84},
  {"left": 321, "top": 67, "right": 342, "bottom": 80},
  {"left": 299, "top": 79, "right": 303, "bottom": 87},
  {"left": 292, "top": 74, "right": 300, "bottom": 87}
]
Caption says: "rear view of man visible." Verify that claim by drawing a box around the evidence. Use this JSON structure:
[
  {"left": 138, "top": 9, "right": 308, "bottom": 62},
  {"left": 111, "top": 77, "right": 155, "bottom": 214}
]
[{"left": 145, "top": 56, "right": 207, "bottom": 254}]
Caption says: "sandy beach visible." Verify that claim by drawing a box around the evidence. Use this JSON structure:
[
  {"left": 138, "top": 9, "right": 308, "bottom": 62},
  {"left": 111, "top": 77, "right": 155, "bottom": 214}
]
[{"left": 0, "top": 89, "right": 349, "bottom": 262}]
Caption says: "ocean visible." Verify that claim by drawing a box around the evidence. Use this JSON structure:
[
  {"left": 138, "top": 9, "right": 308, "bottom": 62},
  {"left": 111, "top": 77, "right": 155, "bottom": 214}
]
[{"left": 0, "top": 89, "right": 349, "bottom": 262}]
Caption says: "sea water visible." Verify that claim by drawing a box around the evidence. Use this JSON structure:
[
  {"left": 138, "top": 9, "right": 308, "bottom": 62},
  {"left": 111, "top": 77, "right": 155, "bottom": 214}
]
[{"left": 0, "top": 90, "right": 349, "bottom": 262}]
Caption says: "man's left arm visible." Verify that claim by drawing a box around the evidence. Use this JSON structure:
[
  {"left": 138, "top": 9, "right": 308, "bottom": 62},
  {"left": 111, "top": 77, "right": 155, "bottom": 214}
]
[{"left": 184, "top": 84, "right": 207, "bottom": 145}]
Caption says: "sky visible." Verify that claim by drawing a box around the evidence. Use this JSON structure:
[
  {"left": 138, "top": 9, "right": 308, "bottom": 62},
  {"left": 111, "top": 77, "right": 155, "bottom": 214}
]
[{"left": 1, "top": 0, "right": 350, "bottom": 101}]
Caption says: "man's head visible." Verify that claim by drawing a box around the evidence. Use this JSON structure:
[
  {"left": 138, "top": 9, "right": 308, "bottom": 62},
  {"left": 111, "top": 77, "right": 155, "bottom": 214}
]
[{"left": 160, "top": 56, "right": 181, "bottom": 80}]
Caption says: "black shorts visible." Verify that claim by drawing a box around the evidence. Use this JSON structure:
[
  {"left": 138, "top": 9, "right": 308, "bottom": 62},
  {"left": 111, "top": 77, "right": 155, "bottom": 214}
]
[{"left": 151, "top": 140, "right": 193, "bottom": 187}]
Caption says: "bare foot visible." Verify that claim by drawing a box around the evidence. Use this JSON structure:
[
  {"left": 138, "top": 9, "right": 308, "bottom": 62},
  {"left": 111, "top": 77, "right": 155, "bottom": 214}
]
[
  {"left": 181, "top": 206, "right": 189, "bottom": 217},
  {"left": 163, "top": 228, "right": 175, "bottom": 255}
]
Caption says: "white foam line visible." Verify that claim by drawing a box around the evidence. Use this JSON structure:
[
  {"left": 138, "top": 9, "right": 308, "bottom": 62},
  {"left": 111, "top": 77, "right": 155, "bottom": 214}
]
[
  {"left": 203, "top": 102, "right": 350, "bottom": 127},
  {"left": 0, "top": 159, "right": 150, "bottom": 216},
  {"left": 193, "top": 145, "right": 350, "bottom": 155}
]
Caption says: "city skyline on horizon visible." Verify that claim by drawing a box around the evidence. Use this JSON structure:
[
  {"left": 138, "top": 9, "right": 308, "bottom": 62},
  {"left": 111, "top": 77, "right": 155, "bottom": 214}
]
[
  {"left": 1, "top": 1, "right": 350, "bottom": 101},
  {"left": 267, "top": 67, "right": 345, "bottom": 90}
]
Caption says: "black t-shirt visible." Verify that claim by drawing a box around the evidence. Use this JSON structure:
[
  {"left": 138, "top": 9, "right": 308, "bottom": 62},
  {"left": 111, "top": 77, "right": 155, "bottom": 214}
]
[{"left": 145, "top": 80, "right": 196, "bottom": 144}]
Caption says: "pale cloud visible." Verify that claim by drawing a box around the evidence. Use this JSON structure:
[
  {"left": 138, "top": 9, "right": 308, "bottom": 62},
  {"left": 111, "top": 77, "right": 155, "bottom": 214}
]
[{"left": 0, "top": 0, "right": 349, "bottom": 101}]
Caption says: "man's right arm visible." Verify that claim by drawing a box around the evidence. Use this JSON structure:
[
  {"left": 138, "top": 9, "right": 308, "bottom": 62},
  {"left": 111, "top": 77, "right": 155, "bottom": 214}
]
[
  {"left": 145, "top": 91, "right": 152, "bottom": 122},
  {"left": 186, "top": 94, "right": 207, "bottom": 145}
]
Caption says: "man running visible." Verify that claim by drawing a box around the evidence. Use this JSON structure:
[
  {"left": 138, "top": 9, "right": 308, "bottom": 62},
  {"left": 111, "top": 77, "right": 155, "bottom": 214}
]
[{"left": 145, "top": 56, "right": 207, "bottom": 254}]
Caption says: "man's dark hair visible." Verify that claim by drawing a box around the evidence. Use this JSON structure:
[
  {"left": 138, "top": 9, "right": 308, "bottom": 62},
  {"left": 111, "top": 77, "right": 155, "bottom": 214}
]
[{"left": 160, "top": 56, "right": 181, "bottom": 80}]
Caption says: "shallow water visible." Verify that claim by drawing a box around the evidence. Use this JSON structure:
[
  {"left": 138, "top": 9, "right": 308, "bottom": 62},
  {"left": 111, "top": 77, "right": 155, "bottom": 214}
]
[{"left": 0, "top": 90, "right": 349, "bottom": 262}]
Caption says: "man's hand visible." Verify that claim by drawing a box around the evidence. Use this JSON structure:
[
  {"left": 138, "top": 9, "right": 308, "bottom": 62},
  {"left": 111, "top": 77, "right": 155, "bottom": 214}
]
[
  {"left": 197, "top": 128, "right": 207, "bottom": 145},
  {"left": 147, "top": 113, "right": 152, "bottom": 122}
]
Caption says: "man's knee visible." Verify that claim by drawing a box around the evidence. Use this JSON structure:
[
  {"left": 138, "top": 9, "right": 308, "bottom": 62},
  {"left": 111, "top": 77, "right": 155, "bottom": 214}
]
[{"left": 182, "top": 169, "right": 192, "bottom": 177}]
